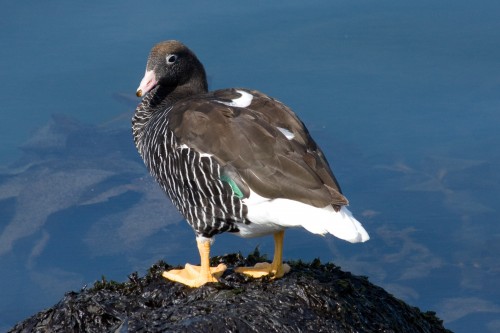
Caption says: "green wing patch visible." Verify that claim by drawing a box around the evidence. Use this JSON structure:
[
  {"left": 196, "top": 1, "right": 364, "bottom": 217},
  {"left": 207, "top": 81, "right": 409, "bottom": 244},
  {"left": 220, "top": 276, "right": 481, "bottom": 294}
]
[{"left": 220, "top": 174, "right": 244, "bottom": 199}]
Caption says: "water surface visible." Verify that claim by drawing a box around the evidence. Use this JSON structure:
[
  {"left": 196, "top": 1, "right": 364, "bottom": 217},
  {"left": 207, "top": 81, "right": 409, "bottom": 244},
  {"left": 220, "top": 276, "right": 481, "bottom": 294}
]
[{"left": 1, "top": 1, "right": 500, "bottom": 332}]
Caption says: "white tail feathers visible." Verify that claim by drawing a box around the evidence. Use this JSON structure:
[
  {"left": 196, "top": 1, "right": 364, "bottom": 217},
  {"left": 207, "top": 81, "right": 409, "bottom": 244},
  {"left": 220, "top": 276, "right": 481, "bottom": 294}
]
[
  {"left": 323, "top": 206, "right": 370, "bottom": 243},
  {"left": 242, "top": 190, "right": 370, "bottom": 242}
]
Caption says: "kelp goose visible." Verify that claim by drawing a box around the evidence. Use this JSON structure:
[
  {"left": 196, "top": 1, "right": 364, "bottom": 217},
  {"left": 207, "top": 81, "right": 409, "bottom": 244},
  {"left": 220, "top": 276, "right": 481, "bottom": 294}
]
[{"left": 132, "top": 40, "right": 369, "bottom": 287}]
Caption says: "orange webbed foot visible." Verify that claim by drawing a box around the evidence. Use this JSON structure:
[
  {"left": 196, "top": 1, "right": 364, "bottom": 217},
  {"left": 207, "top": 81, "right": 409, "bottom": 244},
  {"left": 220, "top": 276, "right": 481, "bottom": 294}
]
[
  {"left": 235, "top": 262, "right": 290, "bottom": 279},
  {"left": 162, "top": 263, "right": 227, "bottom": 287}
]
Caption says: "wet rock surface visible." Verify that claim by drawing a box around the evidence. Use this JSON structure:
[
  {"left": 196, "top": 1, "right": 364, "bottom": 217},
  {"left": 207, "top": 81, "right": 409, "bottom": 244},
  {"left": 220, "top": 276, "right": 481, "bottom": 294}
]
[{"left": 9, "top": 253, "right": 452, "bottom": 333}]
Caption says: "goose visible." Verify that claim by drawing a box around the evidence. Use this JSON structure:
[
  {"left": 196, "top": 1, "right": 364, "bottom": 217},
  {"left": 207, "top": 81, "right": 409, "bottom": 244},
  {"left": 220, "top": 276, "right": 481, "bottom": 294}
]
[{"left": 132, "top": 40, "right": 369, "bottom": 287}]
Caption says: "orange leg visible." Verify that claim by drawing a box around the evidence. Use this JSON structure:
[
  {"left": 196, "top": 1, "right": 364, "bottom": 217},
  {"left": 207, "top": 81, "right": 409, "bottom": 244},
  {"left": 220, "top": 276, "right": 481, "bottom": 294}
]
[
  {"left": 235, "top": 230, "right": 291, "bottom": 278},
  {"left": 162, "top": 238, "right": 226, "bottom": 287}
]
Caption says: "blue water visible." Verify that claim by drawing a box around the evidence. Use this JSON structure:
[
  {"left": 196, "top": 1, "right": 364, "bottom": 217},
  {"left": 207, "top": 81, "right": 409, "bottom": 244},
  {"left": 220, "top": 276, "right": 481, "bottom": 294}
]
[{"left": 1, "top": 1, "right": 500, "bottom": 332}]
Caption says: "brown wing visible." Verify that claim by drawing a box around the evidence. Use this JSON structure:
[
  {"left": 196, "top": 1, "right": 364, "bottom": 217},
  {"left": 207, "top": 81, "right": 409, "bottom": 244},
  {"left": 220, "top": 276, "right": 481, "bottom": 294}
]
[{"left": 169, "top": 88, "right": 348, "bottom": 209}]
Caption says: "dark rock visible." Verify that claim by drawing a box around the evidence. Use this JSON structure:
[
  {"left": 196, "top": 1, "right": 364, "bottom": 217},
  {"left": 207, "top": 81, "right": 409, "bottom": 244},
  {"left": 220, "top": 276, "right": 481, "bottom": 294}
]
[{"left": 9, "top": 252, "right": 452, "bottom": 333}]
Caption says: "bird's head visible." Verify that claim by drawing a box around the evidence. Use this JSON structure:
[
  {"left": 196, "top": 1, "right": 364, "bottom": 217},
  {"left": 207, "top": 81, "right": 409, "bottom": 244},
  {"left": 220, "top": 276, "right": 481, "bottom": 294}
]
[{"left": 136, "top": 40, "right": 208, "bottom": 98}]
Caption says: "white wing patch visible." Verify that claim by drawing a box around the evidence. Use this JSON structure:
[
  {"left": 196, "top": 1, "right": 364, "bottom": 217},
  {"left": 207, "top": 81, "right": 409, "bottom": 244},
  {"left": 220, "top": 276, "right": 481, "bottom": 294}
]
[
  {"left": 277, "top": 127, "right": 295, "bottom": 140},
  {"left": 178, "top": 143, "right": 212, "bottom": 157},
  {"left": 217, "top": 90, "right": 253, "bottom": 108}
]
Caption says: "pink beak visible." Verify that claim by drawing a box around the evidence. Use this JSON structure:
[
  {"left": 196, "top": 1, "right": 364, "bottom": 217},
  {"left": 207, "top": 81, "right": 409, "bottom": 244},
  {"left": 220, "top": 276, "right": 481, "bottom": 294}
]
[{"left": 136, "top": 70, "right": 158, "bottom": 97}]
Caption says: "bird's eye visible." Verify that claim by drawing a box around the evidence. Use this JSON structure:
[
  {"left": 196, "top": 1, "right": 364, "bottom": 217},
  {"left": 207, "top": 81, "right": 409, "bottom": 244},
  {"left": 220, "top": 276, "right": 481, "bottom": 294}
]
[{"left": 166, "top": 54, "right": 178, "bottom": 65}]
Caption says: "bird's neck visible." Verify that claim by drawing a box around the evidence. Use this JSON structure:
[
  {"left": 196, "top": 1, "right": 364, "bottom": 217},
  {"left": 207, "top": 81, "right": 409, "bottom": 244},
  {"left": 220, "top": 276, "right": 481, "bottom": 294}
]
[{"left": 132, "top": 79, "right": 208, "bottom": 152}]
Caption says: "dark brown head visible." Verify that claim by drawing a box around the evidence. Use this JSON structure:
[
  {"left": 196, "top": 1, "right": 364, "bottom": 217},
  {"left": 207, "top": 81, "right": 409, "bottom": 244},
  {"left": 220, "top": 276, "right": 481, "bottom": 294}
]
[{"left": 136, "top": 40, "right": 208, "bottom": 98}]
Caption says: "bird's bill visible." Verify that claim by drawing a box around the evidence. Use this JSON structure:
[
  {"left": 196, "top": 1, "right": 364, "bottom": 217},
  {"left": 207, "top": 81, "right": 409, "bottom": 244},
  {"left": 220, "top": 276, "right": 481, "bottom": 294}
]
[{"left": 136, "top": 70, "right": 157, "bottom": 97}]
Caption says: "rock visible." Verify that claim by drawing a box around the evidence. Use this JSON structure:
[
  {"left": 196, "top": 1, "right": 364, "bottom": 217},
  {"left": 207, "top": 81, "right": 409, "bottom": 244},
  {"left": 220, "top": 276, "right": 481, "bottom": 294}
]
[{"left": 8, "top": 252, "right": 451, "bottom": 333}]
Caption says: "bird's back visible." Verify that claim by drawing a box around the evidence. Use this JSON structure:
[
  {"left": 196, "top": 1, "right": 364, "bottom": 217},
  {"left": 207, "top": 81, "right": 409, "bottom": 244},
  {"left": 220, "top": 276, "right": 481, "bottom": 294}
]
[{"left": 133, "top": 88, "right": 350, "bottom": 238}]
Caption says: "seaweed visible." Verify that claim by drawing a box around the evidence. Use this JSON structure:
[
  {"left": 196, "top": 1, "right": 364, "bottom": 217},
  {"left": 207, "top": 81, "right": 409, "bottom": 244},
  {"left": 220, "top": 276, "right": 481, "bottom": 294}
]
[{"left": 9, "top": 253, "right": 452, "bottom": 333}]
